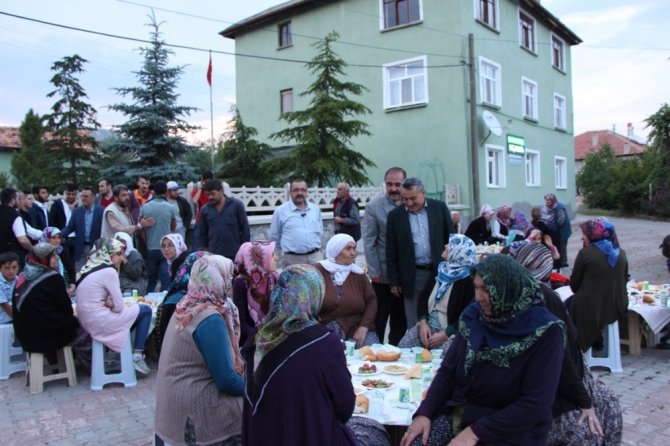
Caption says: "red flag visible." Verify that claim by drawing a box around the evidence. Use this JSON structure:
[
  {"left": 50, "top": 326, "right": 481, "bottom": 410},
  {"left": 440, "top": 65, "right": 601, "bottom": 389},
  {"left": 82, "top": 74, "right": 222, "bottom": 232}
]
[{"left": 206, "top": 54, "right": 212, "bottom": 86}]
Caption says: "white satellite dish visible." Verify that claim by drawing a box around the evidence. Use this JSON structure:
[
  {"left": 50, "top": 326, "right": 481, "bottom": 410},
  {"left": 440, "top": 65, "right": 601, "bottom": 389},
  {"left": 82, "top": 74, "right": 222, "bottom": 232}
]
[{"left": 482, "top": 111, "right": 503, "bottom": 137}]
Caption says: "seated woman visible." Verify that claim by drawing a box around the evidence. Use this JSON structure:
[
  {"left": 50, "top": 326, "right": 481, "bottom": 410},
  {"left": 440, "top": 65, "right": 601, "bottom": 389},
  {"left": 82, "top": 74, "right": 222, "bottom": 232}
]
[
  {"left": 570, "top": 218, "right": 628, "bottom": 352},
  {"left": 530, "top": 206, "right": 561, "bottom": 268},
  {"left": 76, "top": 239, "right": 153, "bottom": 375},
  {"left": 401, "top": 255, "right": 565, "bottom": 446},
  {"left": 12, "top": 243, "right": 90, "bottom": 367},
  {"left": 242, "top": 264, "right": 389, "bottom": 446},
  {"left": 510, "top": 242, "right": 622, "bottom": 445},
  {"left": 315, "top": 233, "right": 378, "bottom": 347},
  {"left": 161, "top": 233, "right": 189, "bottom": 281},
  {"left": 232, "top": 241, "right": 278, "bottom": 347},
  {"left": 490, "top": 205, "right": 511, "bottom": 243},
  {"left": 154, "top": 255, "right": 245, "bottom": 446},
  {"left": 40, "top": 227, "right": 76, "bottom": 296},
  {"left": 507, "top": 211, "right": 532, "bottom": 244},
  {"left": 464, "top": 204, "right": 495, "bottom": 245},
  {"left": 398, "top": 234, "right": 476, "bottom": 351},
  {"left": 114, "top": 232, "right": 147, "bottom": 295}
]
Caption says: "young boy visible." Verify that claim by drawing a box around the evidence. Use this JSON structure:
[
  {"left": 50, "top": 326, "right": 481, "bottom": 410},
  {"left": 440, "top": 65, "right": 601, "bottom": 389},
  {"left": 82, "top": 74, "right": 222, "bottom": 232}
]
[{"left": 0, "top": 252, "right": 20, "bottom": 324}]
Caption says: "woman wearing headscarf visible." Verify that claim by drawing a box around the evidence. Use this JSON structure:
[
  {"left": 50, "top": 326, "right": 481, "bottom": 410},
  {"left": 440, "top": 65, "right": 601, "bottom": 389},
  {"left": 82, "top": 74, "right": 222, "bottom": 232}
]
[
  {"left": 315, "top": 233, "right": 378, "bottom": 347},
  {"left": 544, "top": 193, "right": 572, "bottom": 268},
  {"left": 114, "top": 232, "right": 147, "bottom": 295},
  {"left": 401, "top": 255, "right": 565, "bottom": 446},
  {"left": 39, "top": 227, "right": 76, "bottom": 293},
  {"left": 398, "top": 234, "right": 476, "bottom": 351},
  {"left": 232, "top": 241, "right": 278, "bottom": 347},
  {"left": 75, "top": 238, "right": 153, "bottom": 375},
  {"left": 511, "top": 243, "right": 622, "bottom": 446},
  {"left": 464, "top": 204, "right": 495, "bottom": 245},
  {"left": 569, "top": 218, "right": 628, "bottom": 352},
  {"left": 490, "top": 205, "right": 511, "bottom": 242},
  {"left": 507, "top": 211, "right": 532, "bottom": 244},
  {"left": 242, "top": 264, "right": 389, "bottom": 446},
  {"left": 161, "top": 233, "right": 189, "bottom": 281},
  {"left": 155, "top": 255, "right": 245, "bottom": 446}
]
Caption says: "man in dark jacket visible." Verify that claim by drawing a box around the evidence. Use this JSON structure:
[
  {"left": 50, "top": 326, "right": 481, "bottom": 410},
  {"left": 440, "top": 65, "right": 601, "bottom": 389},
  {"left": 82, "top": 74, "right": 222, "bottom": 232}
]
[
  {"left": 61, "top": 187, "right": 103, "bottom": 269},
  {"left": 333, "top": 182, "right": 361, "bottom": 241},
  {"left": 167, "top": 181, "right": 194, "bottom": 248}
]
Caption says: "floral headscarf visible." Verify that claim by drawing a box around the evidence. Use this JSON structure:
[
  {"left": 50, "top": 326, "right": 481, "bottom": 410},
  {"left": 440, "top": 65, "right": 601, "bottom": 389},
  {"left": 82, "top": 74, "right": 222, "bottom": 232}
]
[
  {"left": 510, "top": 242, "right": 554, "bottom": 284},
  {"left": 459, "top": 255, "right": 564, "bottom": 374},
  {"left": 318, "top": 233, "right": 364, "bottom": 286},
  {"left": 161, "top": 233, "right": 187, "bottom": 266},
  {"left": 39, "top": 227, "right": 63, "bottom": 254},
  {"left": 254, "top": 264, "right": 325, "bottom": 370},
  {"left": 13, "top": 243, "right": 58, "bottom": 311},
  {"left": 496, "top": 205, "right": 512, "bottom": 227},
  {"left": 174, "top": 255, "right": 244, "bottom": 375},
  {"left": 580, "top": 218, "right": 620, "bottom": 268},
  {"left": 77, "top": 238, "right": 124, "bottom": 284},
  {"left": 234, "top": 241, "right": 279, "bottom": 325},
  {"left": 435, "top": 234, "right": 477, "bottom": 302},
  {"left": 163, "top": 251, "right": 210, "bottom": 305},
  {"left": 114, "top": 232, "right": 136, "bottom": 255}
]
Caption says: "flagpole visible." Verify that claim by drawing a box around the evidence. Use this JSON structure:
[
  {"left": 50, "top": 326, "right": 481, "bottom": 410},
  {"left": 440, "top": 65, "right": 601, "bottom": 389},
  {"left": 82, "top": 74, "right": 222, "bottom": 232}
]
[{"left": 208, "top": 50, "right": 215, "bottom": 169}]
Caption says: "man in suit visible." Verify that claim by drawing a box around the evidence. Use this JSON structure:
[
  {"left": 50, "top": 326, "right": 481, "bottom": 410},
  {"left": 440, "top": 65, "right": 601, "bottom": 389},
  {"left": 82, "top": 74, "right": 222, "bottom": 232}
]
[
  {"left": 386, "top": 177, "right": 454, "bottom": 327},
  {"left": 28, "top": 184, "right": 50, "bottom": 231},
  {"left": 62, "top": 187, "right": 104, "bottom": 270},
  {"left": 49, "top": 183, "right": 78, "bottom": 260}
]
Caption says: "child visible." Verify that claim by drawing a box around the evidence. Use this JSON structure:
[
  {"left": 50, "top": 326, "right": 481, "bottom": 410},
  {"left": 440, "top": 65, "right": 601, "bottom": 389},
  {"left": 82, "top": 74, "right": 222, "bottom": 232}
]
[{"left": 0, "top": 252, "right": 20, "bottom": 324}]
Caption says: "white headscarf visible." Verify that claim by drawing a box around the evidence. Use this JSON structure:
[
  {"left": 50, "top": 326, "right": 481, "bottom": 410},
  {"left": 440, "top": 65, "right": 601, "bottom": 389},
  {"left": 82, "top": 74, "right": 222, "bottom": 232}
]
[
  {"left": 318, "top": 233, "right": 364, "bottom": 285},
  {"left": 114, "top": 232, "right": 136, "bottom": 256}
]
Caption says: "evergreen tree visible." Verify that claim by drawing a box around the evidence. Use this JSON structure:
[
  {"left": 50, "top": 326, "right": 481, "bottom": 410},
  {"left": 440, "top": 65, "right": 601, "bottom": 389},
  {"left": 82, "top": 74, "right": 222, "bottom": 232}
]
[
  {"left": 105, "top": 14, "right": 199, "bottom": 182},
  {"left": 643, "top": 103, "right": 670, "bottom": 215},
  {"left": 11, "top": 109, "right": 56, "bottom": 190},
  {"left": 576, "top": 142, "right": 617, "bottom": 209},
  {"left": 45, "top": 54, "right": 99, "bottom": 189},
  {"left": 216, "top": 108, "right": 272, "bottom": 187},
  {"left": 270, "top": 31, "right": 375, "bottom": 187}
]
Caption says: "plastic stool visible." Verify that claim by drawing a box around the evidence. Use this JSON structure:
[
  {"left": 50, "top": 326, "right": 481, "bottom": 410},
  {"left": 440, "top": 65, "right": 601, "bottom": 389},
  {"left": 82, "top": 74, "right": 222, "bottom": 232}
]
[
  {"left": 0, "top": 324, "right": 26, "bottom": 380},
  {"left": 90, "top": 334, "right": 136, "bottom": 391},
  {"left": 27, "top": 346, "right": 77, "bottom": 393},
  {"left": 585, "top": 321, "right": 623, "bottom": 373}
]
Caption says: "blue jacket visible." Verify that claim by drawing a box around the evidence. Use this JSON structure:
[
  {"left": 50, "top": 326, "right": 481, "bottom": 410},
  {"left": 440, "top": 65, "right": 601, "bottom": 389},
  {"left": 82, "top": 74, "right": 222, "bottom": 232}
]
[{"left": 61, "top": 204, "right": 104, "bottom": 261}]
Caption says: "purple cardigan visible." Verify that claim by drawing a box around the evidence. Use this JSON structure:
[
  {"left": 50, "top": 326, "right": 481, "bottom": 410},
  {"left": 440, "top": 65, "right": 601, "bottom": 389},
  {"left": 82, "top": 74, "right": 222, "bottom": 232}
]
[
  {"left": 415, "top": 324, "right": 564, "bottom": 445},
  {"left": 242, "top": 324, "right": 358, "bottom": 446}
]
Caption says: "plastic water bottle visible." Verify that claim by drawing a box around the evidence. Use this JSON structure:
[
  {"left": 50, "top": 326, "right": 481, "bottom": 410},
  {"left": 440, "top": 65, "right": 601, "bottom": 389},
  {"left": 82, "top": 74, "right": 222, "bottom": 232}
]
[
  {"left": 421, "top": 365, "right": 432, "bottom": 390},
  {"left": 368, "top": 390, "right": 384, "bottom": 420}
]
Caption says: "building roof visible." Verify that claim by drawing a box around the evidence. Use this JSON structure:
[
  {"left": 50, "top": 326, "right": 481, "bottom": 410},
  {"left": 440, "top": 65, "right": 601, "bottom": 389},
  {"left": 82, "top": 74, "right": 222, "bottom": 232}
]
[
  {"left": 574, "top": 130, "right": 647, "bottom": 160},
  {"left": 221, "top": 0, "right": 581, "bottom": 44},
  {"left": 0, "top": 126, "right": 95, "bottom": 153}
]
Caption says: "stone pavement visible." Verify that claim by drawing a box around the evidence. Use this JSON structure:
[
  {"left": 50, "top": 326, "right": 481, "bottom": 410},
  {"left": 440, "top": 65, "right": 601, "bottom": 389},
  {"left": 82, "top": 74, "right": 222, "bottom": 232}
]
[{"left": 0, "top": 214, "right": 668, "bottom": 445}]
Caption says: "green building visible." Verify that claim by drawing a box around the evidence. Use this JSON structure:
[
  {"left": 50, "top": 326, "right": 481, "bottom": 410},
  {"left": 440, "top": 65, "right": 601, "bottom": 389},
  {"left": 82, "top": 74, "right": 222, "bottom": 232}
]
[{"left": 222, "top": 0, "right": 581, "bottom": 218}]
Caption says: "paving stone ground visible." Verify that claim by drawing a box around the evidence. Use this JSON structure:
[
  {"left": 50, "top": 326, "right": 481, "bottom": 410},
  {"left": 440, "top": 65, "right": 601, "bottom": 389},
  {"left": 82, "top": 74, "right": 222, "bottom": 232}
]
[{"left": 1, "top": 214, "right": 668, "bottom": 445}]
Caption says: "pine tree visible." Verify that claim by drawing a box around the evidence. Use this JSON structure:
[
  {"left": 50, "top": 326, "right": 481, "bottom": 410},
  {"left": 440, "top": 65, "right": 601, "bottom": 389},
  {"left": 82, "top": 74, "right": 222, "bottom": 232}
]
[
  {"left": 270, "top": 31, "right": 375, "bottom": 187},
  {"left": 45, "top": 55, "right": 99, "bottom": 189},
  {"left": 105, "top": 14, "right": 199, "bottom": 182},
  {"left": 216, "top": 108, "right": 272, "bottom": 187},
  {"left": 11, "top": 109, "right": 56, "bottom": 190}
]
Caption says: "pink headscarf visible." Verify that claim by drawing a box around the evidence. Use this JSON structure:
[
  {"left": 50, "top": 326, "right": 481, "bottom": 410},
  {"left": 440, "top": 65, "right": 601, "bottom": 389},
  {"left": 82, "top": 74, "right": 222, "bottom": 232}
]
[{"left": 234, "top": 241, "right": 278, "bottom": 325}]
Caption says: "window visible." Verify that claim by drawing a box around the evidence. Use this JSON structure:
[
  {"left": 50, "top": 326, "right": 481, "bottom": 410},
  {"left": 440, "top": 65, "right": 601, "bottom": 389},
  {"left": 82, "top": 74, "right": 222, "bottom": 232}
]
[
  {"left": 479, "top": 57, "right": 501, "bottom": 107},
  {"left": 486, "top": 144, "right": 506, "bottom": 188},
  {"left": 382, "top": 0, "right": 422, "bottom": 29},
  {"left": 475, "top": 0, "right": 498, "bottom": 30},
  {"left": 278, "top": 22, "right": 292, "bottom": 48},
  {"left": 554, "top": 156, "right": 567, "bottom": 189},
  {"left": 383, "top": 56, "right": 428, "bottom": 109},
  {"left": 280, "top": 89, "right": 293, "bottom": 114},
  {"left": 551, "top": 34, "right": 565, "bottom": 71},
  {"left": 518, "top": 11, "right": 536, "bottom": 53},
  {"left": 525, "top": 150, "right": 540, "bottom": 186},
  {"left": 521, "top": 77, "right": 538, "bottom": 120},
  {"left": 553, "top": 93, "right": 566, "bottom": 130}
]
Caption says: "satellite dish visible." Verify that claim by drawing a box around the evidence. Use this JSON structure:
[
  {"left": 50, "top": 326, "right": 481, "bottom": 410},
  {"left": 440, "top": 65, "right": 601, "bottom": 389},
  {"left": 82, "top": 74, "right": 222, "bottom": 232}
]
[{"left": 482, "top": 111, "right": 503, "bottom": 137}]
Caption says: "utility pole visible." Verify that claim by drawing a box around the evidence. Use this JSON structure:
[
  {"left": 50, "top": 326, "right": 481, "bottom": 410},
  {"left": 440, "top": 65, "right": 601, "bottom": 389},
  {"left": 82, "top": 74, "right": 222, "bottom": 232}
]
[{"left": 468, "top": 33, "right": 480, "bottom": 213}]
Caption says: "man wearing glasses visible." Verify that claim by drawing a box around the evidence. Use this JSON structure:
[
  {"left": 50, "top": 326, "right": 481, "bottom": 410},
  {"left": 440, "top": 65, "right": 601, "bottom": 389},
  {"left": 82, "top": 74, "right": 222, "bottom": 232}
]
[{"left": 270, "top": 178, "right": 323, "bottom": 267}]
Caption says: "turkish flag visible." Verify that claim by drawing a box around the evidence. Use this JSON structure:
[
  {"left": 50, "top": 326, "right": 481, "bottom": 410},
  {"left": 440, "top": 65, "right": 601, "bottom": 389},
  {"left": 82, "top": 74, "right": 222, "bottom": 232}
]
[{"left": 206, "top": 55, "right": 212, "bottom": 86}]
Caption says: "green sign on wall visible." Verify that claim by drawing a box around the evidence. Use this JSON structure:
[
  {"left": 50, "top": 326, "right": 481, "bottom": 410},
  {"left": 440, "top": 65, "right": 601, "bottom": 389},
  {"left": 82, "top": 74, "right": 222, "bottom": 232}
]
[{"left": 506, "top": 134, "right": 525, "bottom": 156}]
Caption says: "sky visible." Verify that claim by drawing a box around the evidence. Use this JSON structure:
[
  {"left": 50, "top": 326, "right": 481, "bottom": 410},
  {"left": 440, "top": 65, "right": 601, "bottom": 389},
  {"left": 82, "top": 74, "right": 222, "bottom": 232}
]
[{"left": 1, "top": 0, "right": 668, "bottom": 144}]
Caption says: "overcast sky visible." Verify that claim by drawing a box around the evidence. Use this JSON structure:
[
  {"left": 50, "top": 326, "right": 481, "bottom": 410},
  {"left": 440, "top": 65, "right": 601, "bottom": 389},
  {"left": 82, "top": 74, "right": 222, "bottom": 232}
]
[{"left": 1, "top": 0, "right": 667, "bottom": 143}]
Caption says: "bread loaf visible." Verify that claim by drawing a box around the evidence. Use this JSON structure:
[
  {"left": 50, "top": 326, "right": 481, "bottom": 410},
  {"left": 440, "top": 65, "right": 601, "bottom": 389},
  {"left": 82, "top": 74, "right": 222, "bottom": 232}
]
[
  {"left": 377, "top": 350, "right": 401, "bottom": 362},
  {"left": 354, "top": 395, "right": 369, "bottom": 414}
]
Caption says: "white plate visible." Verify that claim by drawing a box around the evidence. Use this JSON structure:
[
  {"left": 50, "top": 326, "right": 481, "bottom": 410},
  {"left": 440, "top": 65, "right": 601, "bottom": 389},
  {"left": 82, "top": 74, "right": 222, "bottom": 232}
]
[
  {"left": 382, "top": 365, "right": 408, "bottom": 375},
  {"left": 360, "top": 380, "right": 395, "bottom": 390},
  {"left": 352, "top": 369, "right": 382, "bottom": 377},
  {"left": 353, "top": 386, "right": 367, "bottom": 395}
]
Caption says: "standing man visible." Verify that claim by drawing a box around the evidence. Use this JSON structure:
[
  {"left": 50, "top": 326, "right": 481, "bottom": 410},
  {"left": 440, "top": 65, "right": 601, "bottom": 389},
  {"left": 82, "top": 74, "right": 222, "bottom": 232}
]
[
  {"left": 140, "top": 181, "right": 176, "bottom": 292},
  {"left": 166, "top": 181, "right": 193, "bottom": 243},
  {"left": 97, "top": 178, "right": 115, "bottom": 208},
  {"left": 386, "top": 178, "right": 454, "bottom": 328},
  {"left": 61, "top": 187, "right": 104, "bottom": 269},
  {"left": 363, "top": 167, "right": 408, "bottom": 345},
  {"left": 270, "top": 178, "right": 323, "bottom": 267},
  {"left": 544, "top": 193, "right": 572, "bottom": 268},
  {"left": 0, "top": 188, "right": 33, "bottom": 263},
  {"left": 451, "top": 211, "right": 462, "bottom": 235},
  {"left": 49, "top": 183, "right": 78, "bottom": 261},
  {"left": 200, "top": 179, "right": 250, "bottom": 259},
  {"left": 134, "top": 175, "right": 153, "bottom": 207},
  {"left": 101, "top": 185, "right": 155, "bottom": 239},
  {"left": 190, "top": 170, "right": 213, "bottom": 250},
  {"left": 28, "top": 184, "right": 50, "bottom": 230},
  {"left": 333, "top": 182, "right": 361, "bottom": 241}
]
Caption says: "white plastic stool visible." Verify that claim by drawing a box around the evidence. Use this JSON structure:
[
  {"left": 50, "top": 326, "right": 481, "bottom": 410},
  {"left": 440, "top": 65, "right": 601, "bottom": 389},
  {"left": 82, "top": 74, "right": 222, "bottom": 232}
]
[
  {"left": 0, "top": 324, "right": 26, "bottom": 380},
  {"left": 585, "top": 321, "right": 623, "bottom": 373},
  {"left": 90, "top": 334, "right": 136, "bottom": 390},
  {"left": 27, "top": 346, "right": 77, "bottom": 393}
]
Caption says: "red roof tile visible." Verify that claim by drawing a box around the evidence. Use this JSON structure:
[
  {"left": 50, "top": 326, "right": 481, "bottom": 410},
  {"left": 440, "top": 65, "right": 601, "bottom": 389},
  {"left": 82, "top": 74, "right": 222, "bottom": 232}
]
[
  {"left": 574, "top": 130, "right": 646, "bottom": 160},
  {"left": 0, "top": 126, "right": 94, "bottom": 152}
]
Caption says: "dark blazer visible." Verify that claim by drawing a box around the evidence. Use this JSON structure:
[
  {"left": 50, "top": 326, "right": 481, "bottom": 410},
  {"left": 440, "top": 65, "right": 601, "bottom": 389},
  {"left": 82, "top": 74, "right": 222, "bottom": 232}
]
[
  {"left": 49, "top": 199, "right": 77, "bottom": 230},
  {"left": 386, "top": 198, "right": 454, "bottom": 300},
  {"left": 61, "top": 204, "right": 104, "bottom": 261},
  {"left": 28, "top": 203, "right": 48, "bottom": 231}
]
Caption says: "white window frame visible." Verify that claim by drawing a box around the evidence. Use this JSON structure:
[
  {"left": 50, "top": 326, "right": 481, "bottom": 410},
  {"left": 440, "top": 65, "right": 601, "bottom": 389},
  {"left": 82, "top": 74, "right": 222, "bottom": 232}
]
[
  {"left": 479, "top": 57, "right": 502, "bottom": 107},
  {"left": 486, "top": 144, "right": 506, "bottom": 188},
  {"left": 521, "top": 77, "right": 538, "bottom": 120},
  {"left": 278, "top": 21, "right": 292, "bottom": 48},
  {"left": 553, "top": 93, "right": 566, "bottom": 130},
  {"left": 280, "top": 89, "right": 293, "bottom": 114},
  {"left": 551, "top": 33, "right": 566, "bottom": 71},
  {"left": 379, "top": 0, "right": 423, "bottom": 30},
  {"left": 525, "top": 149, "right": 541, "bottom": 187},
  {"left": 518, "top": 10, "right": 536, "bottom": 53},
  {"left": 474, "top": 0, "right": 499, "bottom": 31},
  {"left": 554, "top": 156, "right": 567, "bottom": 189},
  {"left": 382, "top": 55, "right": 428, "bottom": 110}
]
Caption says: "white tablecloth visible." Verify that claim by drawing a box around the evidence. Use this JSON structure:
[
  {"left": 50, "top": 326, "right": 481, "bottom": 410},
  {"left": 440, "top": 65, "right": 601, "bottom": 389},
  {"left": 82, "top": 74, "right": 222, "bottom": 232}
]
[{"left": 627, "top": 302, "right": 670, "bottom": 334}]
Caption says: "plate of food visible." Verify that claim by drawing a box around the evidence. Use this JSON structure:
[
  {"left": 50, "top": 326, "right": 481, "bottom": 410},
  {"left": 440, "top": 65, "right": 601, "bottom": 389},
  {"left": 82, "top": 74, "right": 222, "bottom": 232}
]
[
  {"left": 361, "top": 378, "right": 394, "bottom": 390},
  {"left": 353, "top": 363, "right": 381, "bottom": 376},
  {"left": 383, "top": 364, "right": 408, "bottom": 375},
  {"left": 353, "top": 386, "right": 367, "bottom": 396}
]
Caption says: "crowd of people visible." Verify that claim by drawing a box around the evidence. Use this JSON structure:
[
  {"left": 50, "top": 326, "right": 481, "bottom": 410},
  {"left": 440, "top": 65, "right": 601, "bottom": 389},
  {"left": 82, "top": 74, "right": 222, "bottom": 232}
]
[{"left": 0, "top": 168, "right": 628, "bottom": 445}]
